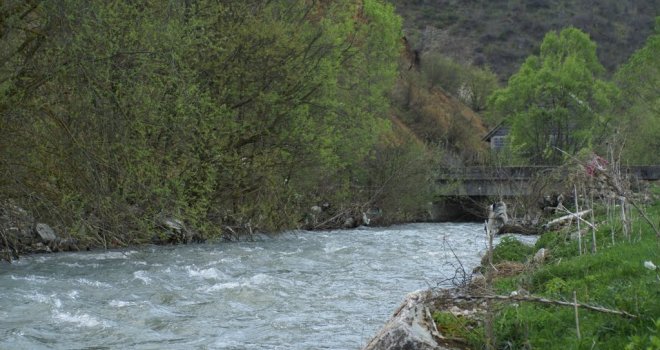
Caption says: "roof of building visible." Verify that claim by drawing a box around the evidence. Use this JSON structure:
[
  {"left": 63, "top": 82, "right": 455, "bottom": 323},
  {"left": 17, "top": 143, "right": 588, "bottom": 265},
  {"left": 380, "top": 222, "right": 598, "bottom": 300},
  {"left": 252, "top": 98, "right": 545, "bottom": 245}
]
[{"left": 482, "top": 121, "right": 510, "bottom": 142}]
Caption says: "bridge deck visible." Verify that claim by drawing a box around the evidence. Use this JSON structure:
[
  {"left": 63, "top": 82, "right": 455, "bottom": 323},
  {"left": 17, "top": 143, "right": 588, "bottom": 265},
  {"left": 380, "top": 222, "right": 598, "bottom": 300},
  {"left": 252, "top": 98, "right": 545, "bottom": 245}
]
[{"left": 437, "top": 165, "right": 660, "bottom": 197}]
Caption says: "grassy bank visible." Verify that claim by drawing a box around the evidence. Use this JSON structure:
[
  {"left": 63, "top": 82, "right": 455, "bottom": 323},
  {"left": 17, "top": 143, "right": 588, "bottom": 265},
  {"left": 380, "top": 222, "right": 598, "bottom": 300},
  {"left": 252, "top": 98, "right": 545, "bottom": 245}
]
[{"left": 434, "top": 185, "right": 660, "bottom": 349}]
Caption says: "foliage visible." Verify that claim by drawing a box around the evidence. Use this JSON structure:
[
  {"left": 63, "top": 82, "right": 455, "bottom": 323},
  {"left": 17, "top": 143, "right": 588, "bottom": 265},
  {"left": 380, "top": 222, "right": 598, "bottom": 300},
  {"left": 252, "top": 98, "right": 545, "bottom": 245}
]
[
  {"left": 492, "top": 236, "right": 534, "bottom": 264},
  {"left": 0, "top": 0, "right": 419, "bottom": 244},
  {"left": 432, "top": 311, "right": 484, "bottom": 348},
  {"left": 614, "top": 17, "right": 660, "bottom": 165},
  {"left": 389, "top": 68, "right": 488, "bottom": 165},
  {"left": 534, "top": 231, "right": 579, "bottom": 260},
  {"left": 357, "top": 122, "right": 437, "bottom": 224},
  {"left": 420, "top": 53, "right": 499, "bottom": 112},
  {"left": 625, "top": 319, "right": 660, "bottom": 350},
  {"left": 488, "top": 27, "right": 620, "bottom": 164},
  {"left": 488, "top": 193, "right": 660, "bottom": 349}
]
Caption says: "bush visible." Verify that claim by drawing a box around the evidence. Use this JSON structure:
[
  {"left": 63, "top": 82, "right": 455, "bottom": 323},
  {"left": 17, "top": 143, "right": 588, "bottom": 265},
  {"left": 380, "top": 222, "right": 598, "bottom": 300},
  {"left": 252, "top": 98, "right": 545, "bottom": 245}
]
[
  {"left": 492, "top": 236, "right": 535, "bottom": 264},
  {"left": 534, "top": 231, "right": 580, "bottom": 260}
]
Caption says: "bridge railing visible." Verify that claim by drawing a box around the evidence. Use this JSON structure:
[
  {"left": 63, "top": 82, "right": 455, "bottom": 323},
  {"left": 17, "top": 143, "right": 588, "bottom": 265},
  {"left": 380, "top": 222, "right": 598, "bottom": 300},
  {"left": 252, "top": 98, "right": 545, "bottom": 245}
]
[
  {"left": 437, "top": 165, "right": 660, "bottom": 181},
  {"left": 436, "top": 165, "right": 659, "bottom": 197}
]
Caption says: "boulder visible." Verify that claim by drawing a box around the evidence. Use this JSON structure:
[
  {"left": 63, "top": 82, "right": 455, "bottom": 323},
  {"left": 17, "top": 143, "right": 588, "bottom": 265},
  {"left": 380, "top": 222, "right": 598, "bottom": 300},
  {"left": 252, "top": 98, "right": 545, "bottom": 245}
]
[
  {"left": 35, "top": 223, "right": 58, "bottom": 243},
  {"left": 532, "top": 248, "right": 548, "bottom": 264},
  {"left": 343, "top": 217, "right": 356, "bottom": 229},
  {"left": 362, "top": 290, "right": 455, "bottom": 350},
  {"left": 157, "top": 216, "right": 200, "bottom": 244},
  {"left": 161, "top": 218, "right": 184, "bottom": 232},
  {"left": 33, "top": 242, "right": 51, "bottom": 253}
]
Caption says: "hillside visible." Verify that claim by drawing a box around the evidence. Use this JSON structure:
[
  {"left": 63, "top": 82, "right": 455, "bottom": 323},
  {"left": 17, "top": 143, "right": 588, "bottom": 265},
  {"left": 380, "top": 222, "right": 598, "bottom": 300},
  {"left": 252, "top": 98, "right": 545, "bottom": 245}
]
[
  {"left": 391, "top": 0, "right": 659, "bottom": 79},
  {"left": 389, "top": 38, "right": 490, "bottom": 166}
]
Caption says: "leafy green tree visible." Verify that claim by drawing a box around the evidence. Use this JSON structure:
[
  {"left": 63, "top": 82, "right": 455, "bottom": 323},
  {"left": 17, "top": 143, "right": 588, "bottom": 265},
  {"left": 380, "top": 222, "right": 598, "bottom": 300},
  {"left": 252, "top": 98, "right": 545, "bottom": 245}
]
[
  {"left": 1, "top": 0, "right": 407, "bottom": 244},
  {"left": 420, "top": 53, "right": 499, "bottom": 112},
  {"left": 614, "top": 17, "right": 660, "bottom": 164},
  {"left": 488, "top": 27, "right": 619, "bottom": 164}
]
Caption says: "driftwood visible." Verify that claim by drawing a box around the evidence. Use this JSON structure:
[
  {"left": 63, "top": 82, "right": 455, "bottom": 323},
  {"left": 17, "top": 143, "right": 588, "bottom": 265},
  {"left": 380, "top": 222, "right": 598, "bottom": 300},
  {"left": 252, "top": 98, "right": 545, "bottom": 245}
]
[
  {"left": 442, "top": 293, "right": 637, "bottom": 319},
  {"left": 496, "top": 208, "right": 596, "bottom": 235},
  {"left": 542, "top": 209, "right": 592, "bottom": 230}
]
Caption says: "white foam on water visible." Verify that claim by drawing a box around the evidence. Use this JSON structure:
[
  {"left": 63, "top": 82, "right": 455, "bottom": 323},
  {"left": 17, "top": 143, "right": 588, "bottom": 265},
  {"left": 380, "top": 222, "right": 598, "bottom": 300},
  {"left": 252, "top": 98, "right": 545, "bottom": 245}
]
[
  {"left": 76, "top": 250, "right": 138, "bottom": 260},
  {"left": 25, "top": 292, "right": 62, "bottom": 308},
  {"left": 197, "top": 273, "right": 280, "bottom": 292},
  {"left": 323, "top": 245, "right": 350, "bottom": 254},
  {"left": 186, "top": 266, "right": 226, "bottom": 280},
  {"left": 199, "top": 282, "right": 241, "bottom": 292},
  {"left": 10, "top": 275, "right": 50, "bottom": 283},
  {"left": 240, "top": 246, "right": 264, "bottom": 253},
  {"left": 133, "top": 270, "right": 152, "bottom": 285},
  {"left": 109, "top": 300, "right": 137, "bottom": 308},
  {"left": 52, "top": 311, "right": 105, "bottom": 328},
  {"left": 279, "top": 248, "right": 302, "bottom": 256},
  {"left": 75, "top": 278, "right": 112, "bottom": 288},
  {"left": 249, "top": 273, "right": 273, "bottom": 286}
]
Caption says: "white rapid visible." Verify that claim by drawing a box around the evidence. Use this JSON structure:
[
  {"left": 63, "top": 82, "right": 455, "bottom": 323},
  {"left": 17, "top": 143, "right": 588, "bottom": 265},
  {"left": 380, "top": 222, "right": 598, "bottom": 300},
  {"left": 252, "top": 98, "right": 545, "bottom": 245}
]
[{"left": 0, "top": 223, "right": 532, "bottom": 349}]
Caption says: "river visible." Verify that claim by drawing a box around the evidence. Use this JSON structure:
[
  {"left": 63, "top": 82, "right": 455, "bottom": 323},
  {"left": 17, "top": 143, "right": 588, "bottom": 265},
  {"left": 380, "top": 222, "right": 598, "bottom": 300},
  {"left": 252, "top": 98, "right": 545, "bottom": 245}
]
[{"left": 0, "top": 223, "right": 535, "bottom": 349}]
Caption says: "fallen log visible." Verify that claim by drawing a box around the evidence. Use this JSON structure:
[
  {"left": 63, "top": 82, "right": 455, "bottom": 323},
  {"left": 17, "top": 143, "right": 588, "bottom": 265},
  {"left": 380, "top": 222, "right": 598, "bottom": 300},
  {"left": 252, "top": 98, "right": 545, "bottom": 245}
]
[
  {"left": 543, "top": 209, "right": 592, "bottom": 230},
  {"left": 441, "top": 293, "right": 637, "bottom": 319}
]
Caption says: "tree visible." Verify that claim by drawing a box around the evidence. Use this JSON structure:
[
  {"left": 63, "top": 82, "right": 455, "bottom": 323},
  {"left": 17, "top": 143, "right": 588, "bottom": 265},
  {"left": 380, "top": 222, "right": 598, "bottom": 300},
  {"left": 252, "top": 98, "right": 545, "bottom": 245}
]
[
  {"left": 614, "top": 17, "right": 660, "bottom": 164},
  {"left": 488, "top": 27, "right": 619, "bottom": 164},
  {"left": 420, "top": 53, "right": 499, "bottom": 112},
  {"left": 0, "top": 0, "right": 406, "bottom": 243}
]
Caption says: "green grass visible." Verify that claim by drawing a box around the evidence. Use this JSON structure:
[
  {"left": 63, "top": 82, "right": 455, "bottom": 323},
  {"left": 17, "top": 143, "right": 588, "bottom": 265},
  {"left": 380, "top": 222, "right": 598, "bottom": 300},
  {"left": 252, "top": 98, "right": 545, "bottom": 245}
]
[
  {"left": 432, "top": 311, "right": 484, "bottom": 348},
  {"left": 492, "top": 236, "right": 535, "bottom": 264},
  {"left": 497, "top": 236, "right": 659, "bottom": 349},
  {"left": 486, "top": 193, "right": 660, "bottom": 349}
]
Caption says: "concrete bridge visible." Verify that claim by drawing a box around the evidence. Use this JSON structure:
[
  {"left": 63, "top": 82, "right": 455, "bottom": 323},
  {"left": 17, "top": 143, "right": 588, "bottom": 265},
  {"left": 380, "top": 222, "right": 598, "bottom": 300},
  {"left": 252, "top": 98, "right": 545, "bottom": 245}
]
[
  {"left": 430, "top": 165, "right": 659, "bottom": 221},
  {"left": 436, "top": 165, "right": 660, "bottom": 197}
]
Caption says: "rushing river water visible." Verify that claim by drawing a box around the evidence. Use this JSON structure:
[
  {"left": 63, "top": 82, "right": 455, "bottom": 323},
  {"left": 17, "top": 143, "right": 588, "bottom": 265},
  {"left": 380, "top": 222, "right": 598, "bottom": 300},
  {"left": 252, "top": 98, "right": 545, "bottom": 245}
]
[{"left": 0, "top": 223, "right": 536, "bottom": 349}]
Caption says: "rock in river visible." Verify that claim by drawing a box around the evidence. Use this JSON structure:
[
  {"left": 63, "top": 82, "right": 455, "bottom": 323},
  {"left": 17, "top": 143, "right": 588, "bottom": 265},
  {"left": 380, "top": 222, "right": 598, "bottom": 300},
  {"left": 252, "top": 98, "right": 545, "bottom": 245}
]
[{"left": 362, "top": 290, "right": 455, "bottom": 350}]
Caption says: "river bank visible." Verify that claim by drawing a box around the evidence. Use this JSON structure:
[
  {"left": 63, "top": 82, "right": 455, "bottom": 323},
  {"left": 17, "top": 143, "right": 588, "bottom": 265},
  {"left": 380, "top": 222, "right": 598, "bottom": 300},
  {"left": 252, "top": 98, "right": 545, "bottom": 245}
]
[
  {"left": 0, "top": 198, "right": 437, "bottom": 262},
  {"left": 364, "top": 183, "right": 660, "bottom": 349}
]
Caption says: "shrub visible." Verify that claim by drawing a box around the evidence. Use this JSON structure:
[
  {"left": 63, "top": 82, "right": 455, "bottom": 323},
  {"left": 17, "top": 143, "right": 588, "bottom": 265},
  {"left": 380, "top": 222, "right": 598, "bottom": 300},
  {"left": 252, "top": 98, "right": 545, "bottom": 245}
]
[{"left": 492, "top": 236, "right": 535, "bottom": 264}]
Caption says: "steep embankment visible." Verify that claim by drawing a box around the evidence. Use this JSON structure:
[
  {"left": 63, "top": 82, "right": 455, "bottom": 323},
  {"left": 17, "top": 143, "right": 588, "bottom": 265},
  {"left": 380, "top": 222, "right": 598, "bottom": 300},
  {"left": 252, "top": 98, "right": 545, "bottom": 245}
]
[{"left": 388, "top": 37, "right": 490, "bottom": 165}]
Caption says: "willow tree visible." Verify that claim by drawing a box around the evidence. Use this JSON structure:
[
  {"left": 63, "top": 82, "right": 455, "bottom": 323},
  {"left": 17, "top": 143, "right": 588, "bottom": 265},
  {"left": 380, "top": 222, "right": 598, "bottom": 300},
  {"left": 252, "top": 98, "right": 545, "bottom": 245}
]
[{"left": 488, "top": 27, "right": 619, "bottom": 164}]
